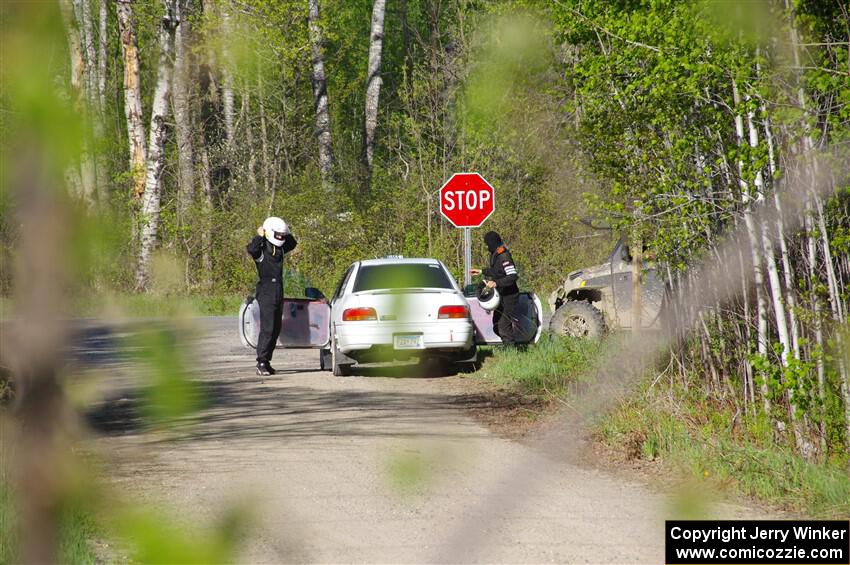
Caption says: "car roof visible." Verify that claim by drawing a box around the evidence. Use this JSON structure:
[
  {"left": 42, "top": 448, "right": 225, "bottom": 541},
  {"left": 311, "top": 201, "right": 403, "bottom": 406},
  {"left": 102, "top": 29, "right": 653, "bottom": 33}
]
[{"left": 357, "top": 257, "right": 443, "bottom": 267}]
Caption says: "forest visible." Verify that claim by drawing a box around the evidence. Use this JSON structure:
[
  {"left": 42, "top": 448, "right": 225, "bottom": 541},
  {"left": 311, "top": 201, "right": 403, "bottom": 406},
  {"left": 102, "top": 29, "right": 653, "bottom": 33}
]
[{"left": 2, "top": 0, "right": 849, "bottom": 475}]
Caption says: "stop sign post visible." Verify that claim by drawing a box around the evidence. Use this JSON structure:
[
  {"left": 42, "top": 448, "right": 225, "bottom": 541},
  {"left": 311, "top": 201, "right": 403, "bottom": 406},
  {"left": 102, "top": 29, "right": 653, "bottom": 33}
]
[{"left": 439, "top": 173, "right": 496, "bottom": 287}]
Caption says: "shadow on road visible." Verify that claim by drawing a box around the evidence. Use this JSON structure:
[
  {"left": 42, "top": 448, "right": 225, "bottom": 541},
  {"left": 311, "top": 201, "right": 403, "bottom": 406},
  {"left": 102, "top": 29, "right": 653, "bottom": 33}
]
[
  {"left": 165, "top": 379, "right": 495, "bottom": 444},
  {"left": 70, "top": 320, "right": 513, "bottom": 444}
]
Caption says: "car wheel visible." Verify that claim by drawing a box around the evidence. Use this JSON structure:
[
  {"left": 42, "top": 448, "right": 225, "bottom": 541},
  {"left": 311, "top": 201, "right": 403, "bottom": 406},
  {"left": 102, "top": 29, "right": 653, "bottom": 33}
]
[
  {"left": 549, "top": 301, "right": 606, "bottom": 338},
  {"left": 331, "top": 329, "right": 353, "bottom": 377}
]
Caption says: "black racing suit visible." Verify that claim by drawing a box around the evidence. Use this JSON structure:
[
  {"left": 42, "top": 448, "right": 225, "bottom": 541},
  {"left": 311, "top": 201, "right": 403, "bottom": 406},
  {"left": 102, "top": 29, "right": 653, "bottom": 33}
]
[
  {"left": 246, "top": 234, "right": 297, "bottom": 365},
  {"left": 483, "top": 245, "right": 520, "bottom": 344}
]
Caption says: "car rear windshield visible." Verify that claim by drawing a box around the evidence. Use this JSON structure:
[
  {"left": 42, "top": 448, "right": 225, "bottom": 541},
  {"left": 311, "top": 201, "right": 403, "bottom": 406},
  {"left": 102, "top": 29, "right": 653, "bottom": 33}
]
[{"left": 353, "top": 263, "right": 453, "bottom": 292}]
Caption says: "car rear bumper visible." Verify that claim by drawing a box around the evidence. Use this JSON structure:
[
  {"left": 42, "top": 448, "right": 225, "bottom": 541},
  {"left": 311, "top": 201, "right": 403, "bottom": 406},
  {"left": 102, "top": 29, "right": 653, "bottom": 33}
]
[{"left": 336, "top": 320, "right": 473, "bottom": 354}]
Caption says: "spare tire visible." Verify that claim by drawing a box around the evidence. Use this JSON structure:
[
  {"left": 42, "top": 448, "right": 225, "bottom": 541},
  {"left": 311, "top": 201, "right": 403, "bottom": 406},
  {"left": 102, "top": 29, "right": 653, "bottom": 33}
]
[{"left": 549, "top": 301, "right": 607, "bottom": 338}]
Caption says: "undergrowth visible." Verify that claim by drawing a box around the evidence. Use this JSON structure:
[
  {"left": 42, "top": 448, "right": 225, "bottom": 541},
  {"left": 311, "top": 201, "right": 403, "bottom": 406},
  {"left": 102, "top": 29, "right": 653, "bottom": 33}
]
[
  {"left": 600, "top": 385, "right": 850, "bottom": 518},
  {"left": 478, "top": 333, "right": 850, "bottom": 517},
  {"left": 0, "top": 471, "right": 98, "bottom": 564},
  {"left": 477, "top": 334, "right": 603, "bottom": 396}
]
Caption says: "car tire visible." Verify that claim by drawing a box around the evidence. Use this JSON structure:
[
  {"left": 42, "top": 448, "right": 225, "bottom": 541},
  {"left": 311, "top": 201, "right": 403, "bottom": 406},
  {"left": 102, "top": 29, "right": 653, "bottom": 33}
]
[
  {"left": 549, "top": 301, "right": 607, "bottom": 338},
  {"left": 331, "top": 329, "right": 353, "bottom": 377}
]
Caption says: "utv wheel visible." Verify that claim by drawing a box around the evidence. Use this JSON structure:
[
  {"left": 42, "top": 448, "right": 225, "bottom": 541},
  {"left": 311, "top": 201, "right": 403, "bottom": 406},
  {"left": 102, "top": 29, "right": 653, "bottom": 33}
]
[
  {"left": 549, "top": 301, "right": 606, "bottom": 338},
  {"left": 331, "top": 331, "right": 353, "bottom": 377}
]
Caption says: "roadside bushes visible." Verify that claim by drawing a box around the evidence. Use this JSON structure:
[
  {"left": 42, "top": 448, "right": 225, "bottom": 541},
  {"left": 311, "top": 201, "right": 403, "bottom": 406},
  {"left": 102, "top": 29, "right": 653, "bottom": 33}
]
[{"left": 478, "top": 334, "right": 604, "bottom": 397}]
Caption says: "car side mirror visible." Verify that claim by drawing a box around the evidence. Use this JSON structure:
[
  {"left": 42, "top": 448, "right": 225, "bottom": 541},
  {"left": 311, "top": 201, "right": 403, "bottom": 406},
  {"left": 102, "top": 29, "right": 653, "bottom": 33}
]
[{"left": 305, "top": 287, "right": 326, "bottom": 300}]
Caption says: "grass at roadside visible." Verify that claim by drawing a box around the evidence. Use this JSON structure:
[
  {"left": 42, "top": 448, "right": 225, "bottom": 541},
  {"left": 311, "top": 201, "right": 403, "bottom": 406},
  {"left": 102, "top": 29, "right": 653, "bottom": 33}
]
[
  {"left": 0, "top": 475, "right": 98, "bottom": 564},
  {"left": 476, "top": 333, "right": 850, "bottom": 518},
  {"left": 477, "top": 334, "right": 603, "bottom": 396},
  {"left": 600, "top": 385, "right": 850, "bottom": 518},
  {"left": 0, "top": 478, "right": 12, "bottom": 564}
]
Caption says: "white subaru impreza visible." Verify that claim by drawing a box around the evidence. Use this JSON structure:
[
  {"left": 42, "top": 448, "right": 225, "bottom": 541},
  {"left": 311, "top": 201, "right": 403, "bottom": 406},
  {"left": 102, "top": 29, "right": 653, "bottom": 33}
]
[{"left": 326, "top": 257, "right": 475, "bottom": 375}]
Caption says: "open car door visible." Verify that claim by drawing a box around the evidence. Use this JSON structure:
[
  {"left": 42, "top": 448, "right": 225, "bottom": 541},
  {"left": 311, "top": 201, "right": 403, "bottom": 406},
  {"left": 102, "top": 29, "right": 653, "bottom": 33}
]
[
  {"left": 466, "top": 291, "right": 544, "bottom": 345},
  {"left": 239, "top": 291, "right": 330, "bottom": 350}
]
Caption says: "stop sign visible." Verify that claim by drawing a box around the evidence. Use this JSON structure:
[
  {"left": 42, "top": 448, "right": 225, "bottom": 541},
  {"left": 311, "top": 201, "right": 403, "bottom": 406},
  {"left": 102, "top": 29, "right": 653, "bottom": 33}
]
[{"left": 439, "top": 173, "right": 495, "bottom": 228}]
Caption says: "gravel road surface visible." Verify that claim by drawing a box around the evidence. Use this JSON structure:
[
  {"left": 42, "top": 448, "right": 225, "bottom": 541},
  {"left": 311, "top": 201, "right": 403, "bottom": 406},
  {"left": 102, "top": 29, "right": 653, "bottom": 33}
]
[{"left": 85, "top": 317, "right": 771, "bottom": 564}]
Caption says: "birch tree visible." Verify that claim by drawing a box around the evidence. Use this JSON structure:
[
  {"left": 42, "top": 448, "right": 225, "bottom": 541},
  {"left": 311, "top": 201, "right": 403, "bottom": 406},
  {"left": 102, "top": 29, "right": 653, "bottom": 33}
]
[
  {"left": 59, "top": 0, "right": 100, "bottom": 206},
  {"left": 58, "top": 0, "right": 86, "bottom": 200},
  {"left": 308, "top": 0, "right": 335, "bottom": 191},
  {"left": 173, "top": 0, "right": 196, "bottom": 226},
  {"left": 97, "top": 0, "right": 107, "bottom": 111},
  {"left": 362, "top": 0, "right": 386, "bottom": 183},
  {"left": 221, "top": 1, "right": 236, "bottom": 147},
  {"left": 732, "top": 78, "right": 770, "bottom": 414},
  {"left": 117, "top": 0, "right": 148, "bottom": 199},
  {"left": 135, "top": 4, "right": 178, "bottom": 290}
]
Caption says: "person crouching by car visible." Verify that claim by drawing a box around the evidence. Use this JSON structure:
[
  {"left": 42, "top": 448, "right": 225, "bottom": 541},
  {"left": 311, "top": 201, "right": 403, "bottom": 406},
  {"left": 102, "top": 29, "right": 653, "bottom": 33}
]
[
  {"left": 246, "top": 217, "right": 297, "bottom": 375},
  {"left": 470, "top": 230, "right": 520, "bottom": 345}
]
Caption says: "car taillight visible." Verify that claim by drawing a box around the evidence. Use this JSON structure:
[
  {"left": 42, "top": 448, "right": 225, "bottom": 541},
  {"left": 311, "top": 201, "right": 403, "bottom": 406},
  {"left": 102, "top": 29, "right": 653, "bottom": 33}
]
[
  {"left": 438, "top": 305, "right": 469, "bottom": 319},
  {"left": 343, "top": 307, "right": 378, "bottom": 321}
]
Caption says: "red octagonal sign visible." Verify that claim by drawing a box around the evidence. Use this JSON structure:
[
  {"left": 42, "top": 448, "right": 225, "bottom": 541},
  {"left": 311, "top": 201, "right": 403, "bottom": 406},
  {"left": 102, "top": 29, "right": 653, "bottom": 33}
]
[{"left": 439, "top": 172, "right": 495, "bottom": 228}]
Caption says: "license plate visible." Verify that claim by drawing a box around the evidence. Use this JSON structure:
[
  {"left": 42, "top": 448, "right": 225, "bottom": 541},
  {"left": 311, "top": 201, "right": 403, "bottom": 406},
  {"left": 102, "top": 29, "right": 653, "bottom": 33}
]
[{"left": 394, "top": 334, "right": 423, "bottom": 349}]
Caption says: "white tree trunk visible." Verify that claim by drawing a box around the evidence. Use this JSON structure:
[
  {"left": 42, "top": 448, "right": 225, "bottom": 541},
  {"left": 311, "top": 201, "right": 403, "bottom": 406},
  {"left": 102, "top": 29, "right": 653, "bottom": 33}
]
[
  {"left": 631, "top": 226, "right": 643, "bottom": 334},
  {"left": 60, "top": 0, "right": 99, "bottom": 206},
  {"left": 173, "top": 0, "right": 195, "bottom": 226},
  {"left": 97, "top": 0, "right": 107, "bottom": 112},
  {"left": 135, "top": 6, "right": 177, "bottom": 291},
  {"left": 199, "top": 144, "right": 214, "bottom": 289},
  {"left": 80, "top": 0, "right": 108, "bottom": 203},
  {"left": 362, "top": 0, "right": 386, "bottom": 178},
  {"left": 732, "top": 79, "right": 770, "bottom": 415},
  {"left": 763, "top": 111, "right": 800, "bottom": 359},
  {"left": 77, "top": 0, "right": 97, "bottom": 105},
  {"left": 814, "top": 192, "right": 844, "bottom": 323},
  {"left": 308, "top": 0, "right": 335, "bottom": 190},
  {"left": 59, "top": 0, "right": 86, "bottom": 202},
  {"left": 746, "top": 104, "right": 793, "bottom": 371},
  {"left": 804, "top": 203, "right": 828, "bottom": 449},
  {"left": 117, "top": 0, "right": 148, "bottom": 199},
  {"left": 221, "top": 2, "right": 235, "bottom": 147},
  {"left": 60, "top": 0, "right": 85, "bottom": 94}
]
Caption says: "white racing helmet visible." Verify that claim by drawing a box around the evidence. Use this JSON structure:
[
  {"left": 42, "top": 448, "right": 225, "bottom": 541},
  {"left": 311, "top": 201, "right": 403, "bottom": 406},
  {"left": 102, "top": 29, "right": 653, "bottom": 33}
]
[
  {"left": 477, "top": 285, "right": 501, "bottom": 311},
  {"left": 262, "top": 216, "right": 290, "bottom": 247}
]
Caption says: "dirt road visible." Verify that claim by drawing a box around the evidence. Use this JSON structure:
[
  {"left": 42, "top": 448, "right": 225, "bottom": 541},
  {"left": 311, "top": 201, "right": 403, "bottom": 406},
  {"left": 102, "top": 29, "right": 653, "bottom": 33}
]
[{"left": 88, "top": 318, "right": 768, "bottom": 563}]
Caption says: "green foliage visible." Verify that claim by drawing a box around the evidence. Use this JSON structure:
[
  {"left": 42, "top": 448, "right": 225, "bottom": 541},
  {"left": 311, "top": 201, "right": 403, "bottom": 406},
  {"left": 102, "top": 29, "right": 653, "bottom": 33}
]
[
  {"left": 601, "top": 382, "right": 850, "bottom": 517},
  {"left": 478, "top": 334, "right": 604, "bottom": 396},
  {"left": 58, "top": 501, "right": 99, "bottom": 565},
  {"left": 0, "top": 475, "right": 99, "bottom": 565},
  {"left": 123, "top": 326, "right": 206, "bottom": 425},
  {"left": 0, "top": 477, "right": 13, "bottom": 565},
  {"left": 111, "top": 505, "right": 246, "bottom": 564}
]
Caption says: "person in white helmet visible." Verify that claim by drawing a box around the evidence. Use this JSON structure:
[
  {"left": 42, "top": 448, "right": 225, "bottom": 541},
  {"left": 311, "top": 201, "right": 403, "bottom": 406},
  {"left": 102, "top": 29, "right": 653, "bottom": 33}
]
[{"left": 246, "top": 217, "right": 297, "bottom": 375}]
